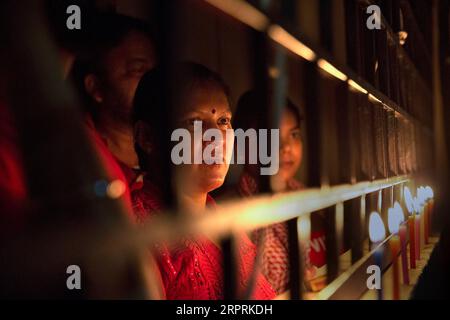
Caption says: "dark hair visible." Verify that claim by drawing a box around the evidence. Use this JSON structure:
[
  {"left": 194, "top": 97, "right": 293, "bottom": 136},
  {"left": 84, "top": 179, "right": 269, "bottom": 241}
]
[
  {"left": 70, "top": 13, "right": 155, "bottom": 116},
  {"left": 133, "top": 61, "right": 231, "bottom": 172},
  {"left": 80, "top": 13, "right": 154, "bottom": 75},
  {"left": 233, "top": 90, "right": 302, "bottom": 131},
  {"left": 285, "top": 99, "right": 303, "bottom": 128}
]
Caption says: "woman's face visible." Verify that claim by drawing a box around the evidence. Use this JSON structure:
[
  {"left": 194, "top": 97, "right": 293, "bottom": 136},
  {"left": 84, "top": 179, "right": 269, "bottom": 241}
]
[
  {"left": 174, "top": 85, "right": 233, "bottom": 195},
  {"left": 274, "top": 108, "right": 302, "bottom": 186}
]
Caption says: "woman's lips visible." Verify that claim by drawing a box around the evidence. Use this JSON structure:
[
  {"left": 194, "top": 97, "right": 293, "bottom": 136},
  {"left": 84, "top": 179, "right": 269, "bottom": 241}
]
[
  {"left": 201, "top": 162, "right": 226, "bottom": 173},
  {"left": 201, "top": 163, "right": 226, "bottom": 180},
  {"left": 280, "top": 160, "right": 294, "bottom": 168}
]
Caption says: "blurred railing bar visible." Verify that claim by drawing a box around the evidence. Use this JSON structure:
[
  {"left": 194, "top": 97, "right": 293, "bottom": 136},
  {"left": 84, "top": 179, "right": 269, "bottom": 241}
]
[{"left": 140, "top": 175, "right": 409, "bottom": 245}]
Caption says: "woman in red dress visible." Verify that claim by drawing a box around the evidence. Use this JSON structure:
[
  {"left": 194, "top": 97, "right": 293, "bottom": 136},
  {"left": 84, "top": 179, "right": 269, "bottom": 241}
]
[
  {"left": 131, "top": 62, "right": 275, "bottom": 300},
  {"left": 233, "top": 90, "right": 324, "bottom": 294}
]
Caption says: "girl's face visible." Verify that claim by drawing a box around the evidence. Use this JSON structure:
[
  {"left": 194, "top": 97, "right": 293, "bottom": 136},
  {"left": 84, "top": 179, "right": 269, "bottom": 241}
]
[
  {"left": 273, "top": 108, "right": 302, "bottom": 186},
  {"left": 174, "top": 85, "right": 233, "bottom": 195}
]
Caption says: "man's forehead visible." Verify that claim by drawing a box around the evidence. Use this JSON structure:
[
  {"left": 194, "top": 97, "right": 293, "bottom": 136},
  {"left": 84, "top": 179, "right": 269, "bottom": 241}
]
[{"left": 106, "top": 31, "right": 154, "bottom": 60}]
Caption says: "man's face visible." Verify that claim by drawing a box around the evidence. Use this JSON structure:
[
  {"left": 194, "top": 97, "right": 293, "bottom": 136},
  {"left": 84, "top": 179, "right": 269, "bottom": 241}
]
[{"left": 94, "top": 31, "right": 156, "bottom": 124}]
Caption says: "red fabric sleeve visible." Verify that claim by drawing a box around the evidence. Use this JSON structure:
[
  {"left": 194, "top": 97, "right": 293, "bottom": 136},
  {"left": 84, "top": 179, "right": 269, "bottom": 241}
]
[
  {"left": 0, "top": 100, "right": 27, "bottom": 232},
  {"left": 84, "top": 115, "right": 134, "bottom": 220}
]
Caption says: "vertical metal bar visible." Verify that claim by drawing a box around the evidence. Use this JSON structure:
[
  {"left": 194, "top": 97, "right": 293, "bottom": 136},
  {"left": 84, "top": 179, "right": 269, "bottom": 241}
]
[
  {"left": 252, "top": 32, "right": 272, "bottom": 193},
  {"left": 325, "top": 205, "right": 339, "bottom": 283},
  {"left": 319, "top": 0, "right": 333, "bottom": 53},
  {"left": 344, "top": 0, "right": 359, "bottom": 72},
  {"left": 222, "top": 236, "right": 237, "bottom": 300},
  {"left": 336, "top": 201, "right": 344, "bottom": 259},
  {"left": 373, "top": 99, "right": 388, "bottom": 180},
  {"left": 317, "top": 72, "right": 346, "bottom": 187},
  {"left": 154, "top": 0, "right": 177, "bottom": 209},
  {"left": 303, "top": 61, "right": 321, "bottom": 188},
  {"left": 366, "top": 191, "right": 378, "bottom": 251},
  {"left": 288, "top": 218, "right": 302, "bottom": 299},
  {"left": 350, "top": 196, "right": 364, "bottom": 263},
  {"left": 359, "top": 95, "right": 376, "bottom": 181}
]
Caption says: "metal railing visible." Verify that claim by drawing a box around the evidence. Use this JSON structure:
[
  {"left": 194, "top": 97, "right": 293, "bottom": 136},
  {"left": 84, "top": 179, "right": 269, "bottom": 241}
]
[{"left": 0, "top": 0, "right": 436, "bottom": 300}]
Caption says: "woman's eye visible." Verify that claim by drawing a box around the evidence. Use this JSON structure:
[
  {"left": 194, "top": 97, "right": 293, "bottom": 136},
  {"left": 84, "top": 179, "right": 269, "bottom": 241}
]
[
  {"left": 291, "top": 130, "right": 301, "bottom": 140},
  {"left": 128, "top": 62, "right": 147, "bottom": 76},
  {"left": 218, "top": 117, "right": 231, "bottom": 126}
]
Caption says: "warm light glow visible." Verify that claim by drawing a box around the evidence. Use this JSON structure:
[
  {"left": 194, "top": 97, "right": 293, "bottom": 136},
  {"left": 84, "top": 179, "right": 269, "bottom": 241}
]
[
  {"left": 425, "top": 186, "right": 434, "bottom": 200},
  {"left": 268, "top": 25, "right": 316, "bottom": 62},
  {"left": 205, "top": 0, "right": 269, "bottom": 31},
  {"left": 393, "top": 201, "right": 405, "bottom": 223},
  {"left": 388, "top": 205, "right": 403, "bottom": 234},
  {"left": 297, "top": 215, "right": 311, "bottom": 242},
  {"left": 404, "top": 186, "right": 414, "bottom": 214},
  {"left": 348, "top": 79, "right": 368, "bottom": 94},
  {"left": 317, "top": 59, "right": 348, "bottom": 81},
  {"left": 368, "top": 94, "right": 382, "bottom": 104},
  {"left": 417, "top": 187, "right": 427, "bottom": 206},
  {"left": 398, "top": 31, "right": 408, "bottom": 46},
  {"left": 369, "top": 211, "right": 386, "bottom": 243},
  {"left": 268, "top": 66, "right": 280, "bottom": 78},
  {"left": 107, "top": 179, "right": 126, "bottom": 199}
]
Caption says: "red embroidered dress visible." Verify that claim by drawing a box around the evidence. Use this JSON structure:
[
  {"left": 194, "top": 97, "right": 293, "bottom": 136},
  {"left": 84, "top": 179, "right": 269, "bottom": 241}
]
[
  {"left": 131, "top": 179, "right": 276, "bottom": 300},
  {"left": 238, "top": 171, "right": 304, "bottom": 294}
]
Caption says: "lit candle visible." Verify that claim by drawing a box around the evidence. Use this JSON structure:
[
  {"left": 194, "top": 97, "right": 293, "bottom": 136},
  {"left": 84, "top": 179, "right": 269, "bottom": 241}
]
[
  {"left": 425, "top": 186, "right": 434, "bottom": 241},
  {"left": 423, "top": 193, "right": 429, "bottom": 245},
  {"left": 417, "top": 187, "right": 427, "bottom": 249},
  {"left": 388, "top": 205, "right": 402, "bottom": 300},
  {"left": 394, "top": 202, "right": 409, "bottom": 285},
  {"left": 404, "top": 187, "right": 416, "bottom": 269},
  {"left": 413, "top": 197, "right": 421, "bottom": 261},
  {"left": 369, "top": 211, "right": 386, "bottom": 300}
]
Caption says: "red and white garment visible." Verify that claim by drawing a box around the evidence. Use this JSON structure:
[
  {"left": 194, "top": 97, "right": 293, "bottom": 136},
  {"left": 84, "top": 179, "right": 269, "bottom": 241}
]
[{"left": 238, "top": 171, "right": 326, "bottom": 294}]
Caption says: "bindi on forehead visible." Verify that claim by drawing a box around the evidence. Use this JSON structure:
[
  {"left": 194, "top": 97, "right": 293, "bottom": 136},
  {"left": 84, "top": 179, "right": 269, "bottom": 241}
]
[{"left": 211, "top": 108, "right": 216, "bottom": 114}]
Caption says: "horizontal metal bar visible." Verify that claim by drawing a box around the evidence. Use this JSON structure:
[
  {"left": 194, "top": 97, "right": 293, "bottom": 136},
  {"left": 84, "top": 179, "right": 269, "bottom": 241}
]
[{"left": 139, "top": 175, "right": 409, "bottom": 244}]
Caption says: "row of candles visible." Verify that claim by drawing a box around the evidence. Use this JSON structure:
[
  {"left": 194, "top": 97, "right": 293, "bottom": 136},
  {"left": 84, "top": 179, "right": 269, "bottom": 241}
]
[{"left": 368, "top": 185, "right": 435, "bottom": 300}]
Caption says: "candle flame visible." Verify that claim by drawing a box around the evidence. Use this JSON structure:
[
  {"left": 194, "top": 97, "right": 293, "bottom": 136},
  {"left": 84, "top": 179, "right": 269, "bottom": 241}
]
[
  {"left": 369, "top": 211, "right": 386, "bottom": 243},
  {"left": 388, "top": 204, "right": 404, "bottom": 234},
  {"left": 417, "top": 186, "right": 427, "bottom": 206},
  {"left": 393, "top": 201, "right": 405, "bottom": 223},
  {"left": 425, "top": 186, "right": 434, "bottom": 200},
  {"left": 404, "top": 186, "right": 414, "bottom": 214}
]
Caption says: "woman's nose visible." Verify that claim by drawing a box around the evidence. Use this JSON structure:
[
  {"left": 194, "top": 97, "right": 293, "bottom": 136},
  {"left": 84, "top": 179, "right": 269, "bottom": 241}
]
[
  {"left": 202, "top": 122, "right": 227, "bottom": 147},
  {"left": 280, "top": 139, "right": 291, "bottom": 153}
]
